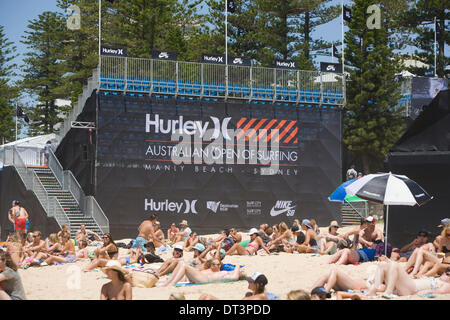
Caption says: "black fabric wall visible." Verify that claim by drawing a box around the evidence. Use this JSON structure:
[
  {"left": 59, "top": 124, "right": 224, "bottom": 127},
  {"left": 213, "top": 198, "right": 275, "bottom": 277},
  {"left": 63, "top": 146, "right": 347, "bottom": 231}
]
[
  {"left": 386, "top": 153, "right": 450, "bottom": 247},
  {"left": 0, "top": 166, "right": 59, "bottom": 241}
]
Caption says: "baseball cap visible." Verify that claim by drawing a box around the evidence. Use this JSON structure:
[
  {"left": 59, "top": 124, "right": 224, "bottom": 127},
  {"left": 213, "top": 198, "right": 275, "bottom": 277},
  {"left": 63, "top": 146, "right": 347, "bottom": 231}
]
[
  {"left": 438, "top": 218, "right": 449, "bottom": 228},
  {"left": 246, "top": 272, "right": 268, "bottom": 286},
  {"left": 311, "top": 286, "right": 331, "bottom": 298},
  {"left": 365, "top": 216, "right": 376, "bottom": 223},
  {"left": 249, "top": 228, "right": 259, "bottom": 235},
  {"left": 193, "top": 243, "right": 205, "bottom": 252},
  {"left": 173, "top": 244, "right": 184, "bottom": 251},
  {"left": 418, "top": 229, "right": 429, "bottom": 237},
  {"left": 302, "top": 219, "right": 312, "bottom": 229}
]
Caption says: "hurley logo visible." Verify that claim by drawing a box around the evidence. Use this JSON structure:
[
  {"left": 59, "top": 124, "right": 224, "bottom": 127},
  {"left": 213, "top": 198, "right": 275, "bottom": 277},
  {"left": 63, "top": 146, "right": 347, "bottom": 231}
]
[
  {"left": 145, "top": 199, "right": 198, "bottom": 214},
  {"left": 270, "top": 201, "right": 296, "bottom": 217},
  {"left": 102, "top": 47, "right": 125, "bottom": 56},
  {"left": 204, "top": 55, "right": 224, "bottom": 63},
  {"left": 146, "top": 114, "right": 232, "bottom": 140},
  {"left": 276, "top": 61, "right": 296, "bottom": 69}
]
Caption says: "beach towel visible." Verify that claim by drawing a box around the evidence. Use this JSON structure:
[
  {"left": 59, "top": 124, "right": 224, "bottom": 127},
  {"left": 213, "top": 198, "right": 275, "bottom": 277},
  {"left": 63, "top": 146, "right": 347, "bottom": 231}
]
[{"left": 175, "top": 279, "right": 245, "bottom": 287}]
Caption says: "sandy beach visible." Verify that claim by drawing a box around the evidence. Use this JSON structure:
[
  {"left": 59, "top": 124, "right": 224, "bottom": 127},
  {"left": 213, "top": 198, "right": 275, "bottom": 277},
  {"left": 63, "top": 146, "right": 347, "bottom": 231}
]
[{"left": 17, "top": 223, "right": 450, "bottom": 300}]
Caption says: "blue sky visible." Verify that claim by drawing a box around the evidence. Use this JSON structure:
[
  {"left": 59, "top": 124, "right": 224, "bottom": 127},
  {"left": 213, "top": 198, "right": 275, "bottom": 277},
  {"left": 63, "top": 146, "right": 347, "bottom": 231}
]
[{"left": 0, "top": 1, "right": 446, "bottom": 89}]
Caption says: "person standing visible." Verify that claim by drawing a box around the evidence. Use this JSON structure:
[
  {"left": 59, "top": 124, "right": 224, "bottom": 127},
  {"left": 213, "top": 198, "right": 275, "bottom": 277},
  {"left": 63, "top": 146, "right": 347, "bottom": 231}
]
[
  {"left": 133, "top": 214, "right": 158, "bottom": 252},
  {"left": 8, "top": 200, "right": 29, "bottom": 239},
  {"left": 346, "top": 165, "right": 357, "bottom": 180},
  {"left": 43, "top": 140, "right": 52, "bottom": 166}
]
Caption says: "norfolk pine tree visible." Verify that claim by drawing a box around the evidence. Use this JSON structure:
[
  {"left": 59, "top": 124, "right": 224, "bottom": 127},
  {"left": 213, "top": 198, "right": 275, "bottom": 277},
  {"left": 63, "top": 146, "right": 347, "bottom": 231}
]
[{"left": 343, "top": 0, "right": 405, "bottom": 173}]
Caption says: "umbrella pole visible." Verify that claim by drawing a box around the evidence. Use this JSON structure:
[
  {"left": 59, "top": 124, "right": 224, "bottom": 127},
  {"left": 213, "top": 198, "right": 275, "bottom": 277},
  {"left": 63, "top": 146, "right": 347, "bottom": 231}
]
[{"left": 385, "top": 205, "right": 389, "bottom": 257}]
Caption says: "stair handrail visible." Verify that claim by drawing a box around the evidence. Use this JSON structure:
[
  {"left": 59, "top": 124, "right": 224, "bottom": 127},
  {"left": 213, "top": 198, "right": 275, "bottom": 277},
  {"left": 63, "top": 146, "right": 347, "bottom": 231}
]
[
  {"left": 30, "top": 170, "right": 52, "bottom": 216},
  {"left": 47, "top": 148, "right": 65, "bottom": 189},
  {"left": 52, "top": 197, "right": 71, "bottom": 231},
  {"left": 10, "top": 146, "right": 33, "bottom": 189},
  {"left": 86, "top": 196, "right": 110, "bottom": 235},
  {"left": 63, "top": 170, "right": 86, "bottom": 210}
]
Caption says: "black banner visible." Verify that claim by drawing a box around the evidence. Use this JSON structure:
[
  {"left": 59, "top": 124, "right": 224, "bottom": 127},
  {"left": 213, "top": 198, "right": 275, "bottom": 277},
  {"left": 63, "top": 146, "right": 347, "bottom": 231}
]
[
  {"left": 410, "top": 77, "right": 448, "bottom": 119},
  {"left": 151, "top": 50, "right": 178, "bottom": 61},
  {"left": 228, "top": 56, "right": 252, "bottom": 66},
  {"left": 343, "top": 5, "right": 352, "bottom": 22},
  {"left": 92, "top": 95, "right": 342, "bottom": 238},
  {"left": 320, "top": 62, "right": 342, "bottom": 73},
  {"left": 202, "top": 53, "right": 226, "bottom": 64},
  {"left": 274, "top": 60, "right": 297, "bottom": 70},
  {"left": 101, "top": 46, "right": 127, "bottom": 57}
]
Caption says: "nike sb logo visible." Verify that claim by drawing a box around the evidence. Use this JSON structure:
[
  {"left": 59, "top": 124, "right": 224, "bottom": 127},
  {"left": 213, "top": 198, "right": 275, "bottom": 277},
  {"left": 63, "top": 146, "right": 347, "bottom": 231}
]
[{"left": 270, "top": 201, "right": 296, "bottom": 217}]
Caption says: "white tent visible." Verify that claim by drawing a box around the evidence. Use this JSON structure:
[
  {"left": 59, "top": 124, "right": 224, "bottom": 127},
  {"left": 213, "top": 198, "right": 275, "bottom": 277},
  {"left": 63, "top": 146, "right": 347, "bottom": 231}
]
[{"left": 0, "top": 134, "right": 58, "bottom": 167}]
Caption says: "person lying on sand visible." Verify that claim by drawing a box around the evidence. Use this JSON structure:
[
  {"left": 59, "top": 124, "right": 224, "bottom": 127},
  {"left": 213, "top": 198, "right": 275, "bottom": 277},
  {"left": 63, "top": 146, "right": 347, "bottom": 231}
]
[
  {"left": 100, "top": 260, "right": 132, "bottom": 300},
  {"left": 199, "top": 272, "right": 270, "bottom": 300},
  {"left": 403, "top": 247, "right": 443, "bottom": 277},
  {"left": 226, "top": 228, "right": 270, "bottom": 256},
  {"left": 158, "top": 258, "right": 244, "bottom": 287},
  {"left": 366, "top": 261, "right": 450, "bottom": 297},
  {"left": 312, "top": 267, "right": 385, "bottom": 294},
  {"left": 84, "top": 248, "right": 141, "bottom": 272},
  {"left": 328, "top": 247, "right": 377, "bottom": 265}
]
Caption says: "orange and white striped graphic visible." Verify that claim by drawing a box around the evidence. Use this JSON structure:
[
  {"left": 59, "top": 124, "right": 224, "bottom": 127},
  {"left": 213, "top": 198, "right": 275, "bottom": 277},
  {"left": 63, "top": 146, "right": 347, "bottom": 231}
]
[{"left": 236, "top": 118, "right": 298, "bottom": 144}]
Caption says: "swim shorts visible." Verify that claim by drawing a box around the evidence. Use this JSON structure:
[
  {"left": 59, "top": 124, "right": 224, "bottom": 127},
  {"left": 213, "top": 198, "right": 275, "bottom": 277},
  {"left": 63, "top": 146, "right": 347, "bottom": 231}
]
[
  {"left": 357, "top": 248, "right": 376, "bottom": 263},
  {"left": 132, "top": 236, "right": 148, "bottom": 253},
  {"left": 14, "top": 219, "right": 27, "bottom": 231}
]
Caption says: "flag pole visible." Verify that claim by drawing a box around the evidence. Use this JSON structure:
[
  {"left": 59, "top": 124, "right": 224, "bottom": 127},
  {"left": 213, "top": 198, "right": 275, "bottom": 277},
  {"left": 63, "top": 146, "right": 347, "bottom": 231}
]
[
  {"left": 225, "top": 0, "right": 228, "bottom": 98},
  {"left": 98, "top": 0, "right": 102, "bottom": 76},
  {"left": 15, "top": 103, "right": 18, "bottom": 141},
  {"left": 341, "top": 0, "right": 344, "bottom": 75},
  {"left": 434, "top": 17, "right": 437, "bottom": 77}
]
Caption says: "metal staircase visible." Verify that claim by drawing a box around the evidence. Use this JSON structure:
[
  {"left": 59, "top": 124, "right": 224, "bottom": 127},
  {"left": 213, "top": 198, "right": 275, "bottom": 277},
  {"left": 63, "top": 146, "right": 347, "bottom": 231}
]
[
  {"left": 32, "top": 167, "right": 103, "bottom": 238},
  {"left": 1, "top": 146, "right": 109, "bottom": 238},
  {"left": 341, "top": 201, "right": 368, "bottom": 226}
]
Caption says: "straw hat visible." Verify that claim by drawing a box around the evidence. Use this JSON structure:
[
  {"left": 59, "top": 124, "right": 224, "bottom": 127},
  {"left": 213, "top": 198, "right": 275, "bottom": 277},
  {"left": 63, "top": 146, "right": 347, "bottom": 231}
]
[
  {"left": 329, "top": 221, "right": 340, "bottom": 228},
  {"left": 102, "top": 260, "right": 127, "bottom": 277},
  {"left": 180, "top": 220, "right": 188, "bottom": 226}
]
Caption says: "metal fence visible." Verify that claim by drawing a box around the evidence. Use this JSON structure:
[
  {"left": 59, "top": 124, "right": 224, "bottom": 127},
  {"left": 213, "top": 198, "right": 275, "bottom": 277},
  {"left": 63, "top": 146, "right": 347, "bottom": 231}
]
[{"left": 99, "top": 56, "right": 346, "bottom": 104}]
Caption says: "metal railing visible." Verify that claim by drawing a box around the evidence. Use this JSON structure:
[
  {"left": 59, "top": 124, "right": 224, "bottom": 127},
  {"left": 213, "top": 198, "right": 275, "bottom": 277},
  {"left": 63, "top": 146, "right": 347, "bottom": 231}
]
[
  {"left": 86, "top": 196, "right": 110, "bottom": 234},
  {"left": 99, "top": 56, "right": 346, "bottom": 104},
  {"left": 3, "top": 146, "right": 109, "bottom": 234}
]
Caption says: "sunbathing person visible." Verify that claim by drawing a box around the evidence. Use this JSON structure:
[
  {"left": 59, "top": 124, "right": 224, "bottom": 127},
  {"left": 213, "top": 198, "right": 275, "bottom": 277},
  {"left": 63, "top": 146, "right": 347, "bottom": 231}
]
[
  {"left": 184, "top": 231, "right": 200, "bottom": 251},
  {"left": 5, "top": 235, "right": 24, "bottom": 267},
  {"left": 358, "top": 216, "right": 383, "bottom": 249},
  {"left": 267, "top": 222, "right": 295, "bottom": 252},
  {"left": 438, "top": 225, "right": 450, "bottom": 258},
  {"left": 403, "top": 247, "right": 442, "bottom": 277},
  {"left": 226, "top": 228, "right": 270, "bottom": 256},
  {"left": 23, "top": 231, "right": 46, "bottom": 258},
  {"left": 76, "top": 240, "right": 89, "bottom": 260},
  {"left": 0, "top": 251, "right": 27, "bottom": 300},
  {"left": 419, "top": 256, "right": 450, "bottom": 278},
  {"left": 160, "top": 258, "right": 243, "bottom": 287},
  {"left": 199, "top": 272, "right": 270, "bottom": 300},
  {"left": 57, "top": 224, "right": 71, "bottom": 240},
  {"left": 328, "top": 246, "right": 377, "bottom": 265},
  {"left": 391, "top": 229, "right": 432, "bottom": 262},
  {"left": 318, "top": 221, "right": 343, "bottom": 255},
  {"left": 75, "top": 224, "right": 101, "bottom": 244},
  {"left": 312, "top": 267, "right": 385, "bottom": 293},
  {"left": 310, "top": 219, "right": 320, "bottom": 235},
  {"left": 94, "top": 233, "right": 119, "bottom": 260},
  {"left": 32, "top": 233, "right": 61, "bottom": 262},
  {"left": 84, "top": 247, "right": 141, "bottom": 271},
  {"left": 294, "top": 219, "right": 320, "bottom": 253},
  {"left": 188, "top": 243, "right": 207, "bottom": 269},
  {"left": 100, "top": 260, "right": 132, "bottom": 300},
  {"left": 152, "top": 222, "right": 166, "bottom": 248},
  {"left": 153, "top": 244, "right": 184, "bottom": 277},
  {"left": 230, "top": 228, "right": 242, "bottom": 243},
  {"left": 44, "top": 232, "right": 77, "bottom": 265},
  {"left": 366, "top": 261, "right": 450, "bottom": 297},
  {"left": 167, "top": 223, "right": 179, "bottom": 243}
]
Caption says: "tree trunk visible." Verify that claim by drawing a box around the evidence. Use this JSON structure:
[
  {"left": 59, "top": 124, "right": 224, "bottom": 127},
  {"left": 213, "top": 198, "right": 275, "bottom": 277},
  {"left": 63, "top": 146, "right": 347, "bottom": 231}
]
[{"left": 362, "top": 153, "right": 371, "bottom": 175}]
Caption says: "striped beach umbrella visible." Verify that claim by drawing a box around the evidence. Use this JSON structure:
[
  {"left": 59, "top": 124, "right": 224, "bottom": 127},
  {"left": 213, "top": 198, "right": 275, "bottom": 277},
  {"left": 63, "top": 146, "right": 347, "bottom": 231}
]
[{"left": 345, "top": 172, "right": 433, "bottom": 255}]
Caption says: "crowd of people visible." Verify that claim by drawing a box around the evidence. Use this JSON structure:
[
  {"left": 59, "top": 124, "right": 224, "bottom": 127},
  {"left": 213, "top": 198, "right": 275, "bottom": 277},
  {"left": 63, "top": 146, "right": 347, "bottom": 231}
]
[{"left": 1, "top": 198, "right": 449, "bottom": 300}]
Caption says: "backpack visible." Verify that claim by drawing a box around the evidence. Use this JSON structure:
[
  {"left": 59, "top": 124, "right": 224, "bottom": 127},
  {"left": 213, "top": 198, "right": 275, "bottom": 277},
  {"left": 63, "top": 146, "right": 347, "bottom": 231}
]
[{"left": 143, "top": 253, "right": 164, "bottom": 263}]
